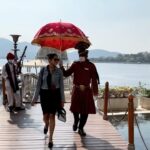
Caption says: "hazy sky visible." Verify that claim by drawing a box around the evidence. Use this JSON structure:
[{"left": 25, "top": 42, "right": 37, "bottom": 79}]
[{"left": 0, "top": 0, "right": 150, "bottom": 53}]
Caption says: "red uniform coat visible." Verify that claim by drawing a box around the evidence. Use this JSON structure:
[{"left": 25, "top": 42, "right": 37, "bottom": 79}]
[{"left": 62, "top": 60, "right": 99, "bottom": 114}]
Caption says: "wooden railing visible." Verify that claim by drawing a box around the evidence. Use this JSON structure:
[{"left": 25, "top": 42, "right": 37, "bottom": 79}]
[
  {"left": 128, "top": 94, "right": 135, "bottom": 150},
  {"left": 103, "top": 82, "right": 135, "bottom": 150},
  {"left": 103, "top": 81, "right": 109, "bottom": 120},
  {"left": 2, "top": 72, "right": 72, "bottom": 104},
  {"left": 21, "top": 73, "right": 38, "bottom": 102}
]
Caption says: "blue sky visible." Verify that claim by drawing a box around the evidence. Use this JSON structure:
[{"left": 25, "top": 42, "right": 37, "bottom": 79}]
[{"left": 0, "top": 0, "right": 150, "bottom": 53}]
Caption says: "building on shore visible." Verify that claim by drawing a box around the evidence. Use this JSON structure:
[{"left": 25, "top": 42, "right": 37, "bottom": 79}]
[
  {"left": 36, "top": 47, "right": 68, "bottom": 60},
  {"left": 23, "top": 47, "right": 68, "bottom": 72},
  {"left": 22, "top": 47, "right": 71, "bottom": 94}
]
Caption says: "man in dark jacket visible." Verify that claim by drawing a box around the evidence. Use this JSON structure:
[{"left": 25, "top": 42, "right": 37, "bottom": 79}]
[{"left": 60, "top": 44, "right": 99, "bottom": 136}]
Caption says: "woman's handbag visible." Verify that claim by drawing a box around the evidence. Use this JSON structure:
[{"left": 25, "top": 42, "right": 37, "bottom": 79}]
[{"left": 57, "top": 108, "right": 66, "bottom": 122}]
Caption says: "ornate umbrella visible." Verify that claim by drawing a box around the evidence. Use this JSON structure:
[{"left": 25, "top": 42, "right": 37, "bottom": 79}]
[{"left": 31, "top": 22, "right": 91, "bottom": 51}]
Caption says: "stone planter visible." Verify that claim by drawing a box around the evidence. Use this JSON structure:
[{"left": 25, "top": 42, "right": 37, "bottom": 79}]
[
  {"left": 97, "top": 97, "right": 138, "bottom": 112},
  {"left": 140, "top": 97, "right": 150, "bottom": 110}
]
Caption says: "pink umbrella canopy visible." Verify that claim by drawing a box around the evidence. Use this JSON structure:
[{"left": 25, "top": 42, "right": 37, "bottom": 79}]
[{"left": 31, "top": 22, "right": 91, "bottom": 51}]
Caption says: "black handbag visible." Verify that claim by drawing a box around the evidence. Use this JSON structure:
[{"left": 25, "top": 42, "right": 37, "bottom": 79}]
[{"left": 57, "top": 108, "right": 66, "bottom": 122}]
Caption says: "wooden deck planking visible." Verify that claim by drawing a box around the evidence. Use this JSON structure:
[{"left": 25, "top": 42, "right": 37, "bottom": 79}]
[{"left": 0, "top": 102, "right": 128, "bottom": 150}]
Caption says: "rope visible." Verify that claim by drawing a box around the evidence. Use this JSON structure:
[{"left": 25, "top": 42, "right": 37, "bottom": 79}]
[
  {"left": 135, "top": 115, "right": 149, "bottom": 150},
  {"left": 108, "top": 98, "right": 149, "bottom": 150},
  {"left": 108, "top": 97, "right": 128, "bottom": 125}
]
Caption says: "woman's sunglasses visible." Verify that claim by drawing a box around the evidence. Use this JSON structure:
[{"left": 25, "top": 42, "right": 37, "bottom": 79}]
[{"left": 54, "top": 58, "right": 60, "bottom": 61}]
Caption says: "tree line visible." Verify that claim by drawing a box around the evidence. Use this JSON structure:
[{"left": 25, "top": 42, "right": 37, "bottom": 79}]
[{"left": 90, "top": 52, "right": 150, "bottom": 63}]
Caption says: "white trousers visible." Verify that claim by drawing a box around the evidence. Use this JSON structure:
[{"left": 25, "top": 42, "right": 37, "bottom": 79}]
[{"left": 5, "top": 80, "right": 21, "bottom": 107}]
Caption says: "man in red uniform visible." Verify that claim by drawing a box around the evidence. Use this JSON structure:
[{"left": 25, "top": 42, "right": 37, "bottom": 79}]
[{"left": 60, "top": 46, "right": 99, "bottom": 136}]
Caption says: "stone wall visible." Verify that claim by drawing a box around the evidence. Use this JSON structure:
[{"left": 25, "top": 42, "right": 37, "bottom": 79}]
[
  {"left": 140, "top": 97, "right": 150, "bottom": 109},
  {"left": 97, "top": 98, "right": 138, "bottom": 112}
]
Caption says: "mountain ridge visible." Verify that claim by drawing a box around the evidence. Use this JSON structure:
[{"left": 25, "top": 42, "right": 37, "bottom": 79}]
[
  {"left": 0, "top": 38, "right": 38, "bottom": 59},
  {"left": 67, "top": 49, "right": 120, "bottom": 61},
  {"left": 0, "top": 38, "right": 121, "bottom": 60}
]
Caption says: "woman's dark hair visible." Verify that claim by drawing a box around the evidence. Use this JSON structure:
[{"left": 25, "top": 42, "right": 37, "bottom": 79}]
[{"left": 47, "top": 53, "right": 58, "bottom": 60}]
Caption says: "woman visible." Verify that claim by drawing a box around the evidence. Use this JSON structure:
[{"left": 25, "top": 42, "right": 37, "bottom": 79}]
[{"left": 31, "top": 53, "right": 65, "bottom": 148}]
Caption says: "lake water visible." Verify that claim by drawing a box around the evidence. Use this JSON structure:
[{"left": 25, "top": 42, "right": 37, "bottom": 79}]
[
  {"left": 1, "top": 59, "right": 150, "bottom": 88},
  {"left": 95, "top": 63, "right": 150, "bottom": 88},
  {"left": 109, "top": 114, "right": 150, "bottom": 150}
]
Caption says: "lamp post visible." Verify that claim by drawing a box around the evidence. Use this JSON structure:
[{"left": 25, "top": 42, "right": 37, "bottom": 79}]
[{"left": 10, "top": 34, "right": 21, "bottom": 60}]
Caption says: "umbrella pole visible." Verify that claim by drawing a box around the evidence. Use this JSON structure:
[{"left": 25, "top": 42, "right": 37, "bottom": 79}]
[
  {"left": 34, "top": 62, "right": 37, "bottom": 75},
  {"left": 59, "top": 20, "right": 62, "bottom": 59}
]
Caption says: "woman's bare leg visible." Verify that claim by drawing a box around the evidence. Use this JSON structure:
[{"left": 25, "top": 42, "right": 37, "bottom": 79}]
[
  {"left": 49, "top": 114, "right": 55, "bottom": 142},
  {"left": 43, "top": 113, "right": 49, "bottom": 128}
]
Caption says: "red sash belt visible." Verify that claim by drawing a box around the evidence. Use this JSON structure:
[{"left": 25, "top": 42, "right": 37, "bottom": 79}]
[{"left": 74, "top": 85, "right": 90, "bottom": 91}]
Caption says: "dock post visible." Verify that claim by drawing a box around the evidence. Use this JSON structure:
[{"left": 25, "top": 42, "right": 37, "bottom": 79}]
[
  {"left": 128, "top": 94, "right": 135, "bottom": 150},
  {"left": 103, "top": 81, "right": 109, "bottom": 120}
]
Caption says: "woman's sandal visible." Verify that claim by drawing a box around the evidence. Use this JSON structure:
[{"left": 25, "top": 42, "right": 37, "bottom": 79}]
[
  {"left": 48, "top": 141, "right": 53, "bottom": 148},
  {"left": 43, "top": 126, "right": 48, "bottom": 134}
]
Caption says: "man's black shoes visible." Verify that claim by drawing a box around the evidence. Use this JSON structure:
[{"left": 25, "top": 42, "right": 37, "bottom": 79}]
[
  {"left": 73, "top": 124, "right": 78, "bottom": 131},
  {"left": 7, "top": 106, "right": 13, "bottom": 112},
  {"left": 15, "top": 107, "right": 25, "bottom": 111},
  {"left": 78, "top": 129, "right": 86, "bottom": 136}
]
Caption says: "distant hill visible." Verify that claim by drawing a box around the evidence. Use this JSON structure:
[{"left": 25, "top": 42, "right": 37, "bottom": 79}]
[
  {"left": 0, "top": 38, "right": 38, "bottom": 59},
  {"left": 17, "top": 42, "right": 38, "bottom": 59},
  {"left": 0, "top": 38, "right": 12, "bottom": 56},
  {"left": 67, "top": 49, "right": 121, "bottom": 61},
  {"left": 0, "top": 38, "right": 121, "bottom": 60}
]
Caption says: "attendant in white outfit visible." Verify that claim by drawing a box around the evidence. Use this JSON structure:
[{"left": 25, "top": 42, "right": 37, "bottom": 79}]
[{"left": 2, "top": 52, "right": 24, "bottom": 112}]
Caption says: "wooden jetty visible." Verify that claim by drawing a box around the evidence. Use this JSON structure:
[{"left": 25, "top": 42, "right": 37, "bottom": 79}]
[{"left": 0, "top": 100, "right": 127, "bottom": 150}]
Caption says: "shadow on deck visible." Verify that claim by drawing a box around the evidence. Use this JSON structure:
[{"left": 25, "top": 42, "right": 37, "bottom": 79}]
[{"left": 0, "top": 101, "right": 128, "bottom": 150}]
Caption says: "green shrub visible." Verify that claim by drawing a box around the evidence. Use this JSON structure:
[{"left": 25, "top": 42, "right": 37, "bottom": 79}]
[
  {"left": 99, "top": 86, "right": 133, "bottom": 98},
  {"left": 142, "top": 89, "right": 150, "bottom": 98}
]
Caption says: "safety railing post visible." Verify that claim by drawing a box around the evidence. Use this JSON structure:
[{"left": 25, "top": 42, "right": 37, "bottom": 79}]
[
  {"left": 103, "top": 81, "right": 109, "bottom": 120},
  {"left": 128, "top": 94, "right": 135, "bottom": 150}
]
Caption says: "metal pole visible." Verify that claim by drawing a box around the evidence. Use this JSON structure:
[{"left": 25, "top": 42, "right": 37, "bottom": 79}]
[
  {"left": 10, "top": 34, "right": 21, "bottom": 60},
  {"left": 14, "top": 41, "right": 18, "bottom": 60}
]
